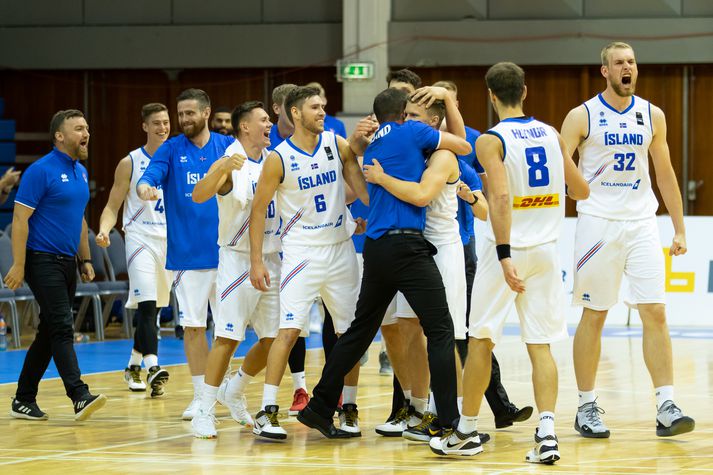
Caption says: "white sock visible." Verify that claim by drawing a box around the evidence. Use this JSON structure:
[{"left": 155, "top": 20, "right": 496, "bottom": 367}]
[
  {"left": 403, "top": 389, "right": 412, "bottom": 404},
  {"left": 143, "top": 354, "right": 158, "bottom": 369},
  {"left": 291, "top": 371, "right": 307, "bottom": 391},
  {"left": 342, "top": 385, "right": 358, "bottom": 405},
  {"left": 537, "top": 411, "right": 556, "bottom": 437},
  {"left": 262, "top": 384, "right": 279, "bottom": 409},
  {"left": 428, "top": 391, "right": 438, "bottom": 415},
  {"left": 458, "top": 415, "right": 478, "bottom": 433},
  {"left": 200, "top": 384, "right": 219, "bottom": 412},
  {"left": 128, "top": 349, "right": 142, "bottom": 367},
  {"left": 412, "top": 397, "right": 427, "bottom": 415},
  {"left": 578, "top": 390, "right": 596, "bottom": 407},
  {"left": 457, "top": 396, "right": 463, "bottom": 415},
  {"left": 192, "top": 375, "right": 205, "bottom": 398},
  {"left": 225, "top": 367, "right": 253, "bottom": 399},
  {"left": 655, "top": 385, "right": 674, "bottom": 410}
]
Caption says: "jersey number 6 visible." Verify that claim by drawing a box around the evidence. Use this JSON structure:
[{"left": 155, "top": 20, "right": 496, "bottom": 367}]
[{"left": 314, "top": 194, "right": 327, "bottom": 213}]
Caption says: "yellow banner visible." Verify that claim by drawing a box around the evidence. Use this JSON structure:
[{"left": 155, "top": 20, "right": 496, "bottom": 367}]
[{"left": 512, "top": 194, "right": 560, "bottom": 209}]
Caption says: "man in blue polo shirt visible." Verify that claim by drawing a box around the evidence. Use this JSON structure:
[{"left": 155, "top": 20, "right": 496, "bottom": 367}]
[
  {"left": 298, "top": 87, "right": 472, "bottom": 438},
  {"left": 137, "top": 89, "right": 235, "bottom": 420},
  {"left": 6, "top": 109, "right": 106, "bottom": 422}
]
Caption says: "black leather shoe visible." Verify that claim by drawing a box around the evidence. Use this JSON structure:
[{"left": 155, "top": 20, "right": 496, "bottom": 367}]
[
  {"left": 297, "top": 406, "right": 352, "bottom": 439},
  {"left": 495, "top": 405, "right": 534, "bottom": 429}
]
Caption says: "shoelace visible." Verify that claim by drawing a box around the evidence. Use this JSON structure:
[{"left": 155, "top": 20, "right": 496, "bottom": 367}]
[
  {"left": 583, "top": 400, "right": 606, "bottom": 425},
  {"left": 391, "top": 406, "right": 410, "bottom": 424},
  {"left": 412, "top": 411, "right": 436, "bottom": 431},
  {"left": 266, "top": 410, "right": 281, "bottom": 427},
  {"left": 129, "top": 370, "right": 142, "bottom": 384},
  {"left": 344, "top": 408, "right": 358, "bottom": 427},
  {"left": 660, "top": 401, "right": 682, "bottom": 417}
]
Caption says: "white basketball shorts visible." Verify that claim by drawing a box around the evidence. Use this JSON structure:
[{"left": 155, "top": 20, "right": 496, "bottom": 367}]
[
  {"left": 125, "top": 232, "right": 171, "bottom": 309},
  {"left": 173, "top": 268, "right": 217, "bottom": 328}
]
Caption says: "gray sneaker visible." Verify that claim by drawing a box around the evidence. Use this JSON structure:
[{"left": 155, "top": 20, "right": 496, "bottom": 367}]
[
  {"left": 574, "top": 399, "right": 610, "bottom": 438},
  {"left": 656, "top": 400, "right": 695, "bottom": 437},
  {"left": 379, "top": 350, "right": 393, "bottom": 375}
]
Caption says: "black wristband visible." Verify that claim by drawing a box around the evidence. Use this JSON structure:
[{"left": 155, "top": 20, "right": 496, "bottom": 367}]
[
  {"left": 467, "top": 193, "right": 479, "bottom": 205},
  {"left": 81, "top": 259, "right": 92, "bottom": 264},
  {"left": 496, "top": 244, "right": 511, "bottom": 261}
]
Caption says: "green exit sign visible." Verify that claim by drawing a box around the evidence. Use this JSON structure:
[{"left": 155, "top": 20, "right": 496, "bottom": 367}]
[{"left": 337, "top": 61, "right": 375, "bottom": 81}]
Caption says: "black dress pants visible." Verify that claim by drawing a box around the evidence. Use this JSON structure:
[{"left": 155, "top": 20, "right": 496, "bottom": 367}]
[
  {"left": 16, "top": 251, "right": 89, "bottom": 402},
  {"left": 309, "top": 233, "right": 459, "bottom": 428}
]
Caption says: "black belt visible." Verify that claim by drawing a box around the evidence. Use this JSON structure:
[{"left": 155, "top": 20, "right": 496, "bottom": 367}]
[
  {"left": 27, "top": 250, "right": 75, "bottom": 261},
  {"left": 385, "top": 228, "right": 422, "bottom": 236}
]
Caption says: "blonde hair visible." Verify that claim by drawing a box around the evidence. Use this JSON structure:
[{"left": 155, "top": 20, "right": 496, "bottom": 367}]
[
  {"left": 433, "top": 80, "right": 457, "bottom": 94},
  {"left": 601, "top": 42, "right": 633, "bottom": 66}
]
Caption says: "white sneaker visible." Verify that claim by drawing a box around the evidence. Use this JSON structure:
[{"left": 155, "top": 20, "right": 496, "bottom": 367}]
[
  {"left": 253, "top": 405, "right": 287, "bottom": 440},
  {"left": 429, "top": 429, "right": 483, "bottom": 456},
  {"left": 182, "top": 396, "right": 200, "bottom": 421},
  {"left": 656, "top": 400, "right": 695, "bottom": 437},
  {"left": 192, "top": 408, "right": 218, "bottom": 439},
  {"left": 525, "top": 432, "right": 560, "bottom": 464},
  {"left": 338, "top": 403, "right": 361, "bottom": 437},
  {"left": 219, "top": 394, "right": 254, "bottom": 428},
  {"left": 574, "top": 399, "right": 610, "bottom": 438},
  {"left": 124, "top": 365, "right": 146, "bottom": 392},
  {"left": 375, "top": 406, "right": 409, "bottom": 437}
]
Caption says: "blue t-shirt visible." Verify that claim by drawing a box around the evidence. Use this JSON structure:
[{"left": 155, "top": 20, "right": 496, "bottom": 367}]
[
  {"left": 268, "top": 125, "right": 290, "bottom": 151},
  {"left": 324, "top": 114, "right": 347, "bottom": 138},
  {"left": 138, "top": 132, "right": 234, "bottom": 270},
  {"left": 459, "top": 126, "right": 484, "bottom": 173},
  {"left": 363, "top": 121, "right": 441, "bottom": 239},
  {"left": 15, "top": 148, "right": 90, "bottom": 257},
  {"left": 456, "top": 159, "right": 483, "bottom": 245}
]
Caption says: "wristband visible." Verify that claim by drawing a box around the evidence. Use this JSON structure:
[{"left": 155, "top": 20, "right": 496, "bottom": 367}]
[
  {"left": 467, "top": 193, "right": 479, "bottom": 206},
  {"left": 81, "top": 259, "right": 92, "bottom": 264},
  {"left": 496, "top": 244, "right": 511, "bottom": 261}
]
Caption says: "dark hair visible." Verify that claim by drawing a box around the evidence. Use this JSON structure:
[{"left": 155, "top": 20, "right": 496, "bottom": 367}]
[
  {"left": 432, "top": 80, "right": 457, "bottom": 94},
  {"left": 49, "top": 109, "right": 85, "bottom": 144},
  {"left": 373, "top": 88, "right": 408, "bottom": 124},
  {"left": 231, "top": 101, "right": 264, "bottom": 136},
  {"left": 284, "top": 86, "right": 321, "bottom": 124},
  {"left": 272, "top": 83, "right": 298, "bottom": 108},
  {"left": 386, "top": 68, "right": 422, "bottom": 89},
  {"left": 212, "top": 105, "right": 231, "bottom": 115},
  {"left": 426, "top": 99, "right": 446, "bottom": 128},
  {"left": 176, "top": 88, "right": 211, "bottom": 110},
  {"left": 485, "top": 62, "right": 525, "bottom": 108},
  {"left": 141, "top": 103, "right": 168, "bottom": 122}
]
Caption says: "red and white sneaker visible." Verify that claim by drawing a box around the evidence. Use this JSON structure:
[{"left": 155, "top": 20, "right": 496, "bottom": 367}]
[{"left": 288, "top": 388, "right": 310, "bottom": 416}]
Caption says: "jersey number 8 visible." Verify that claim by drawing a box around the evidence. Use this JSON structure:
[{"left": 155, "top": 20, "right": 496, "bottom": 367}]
[{"left": 525, "top": 146, "right": 550, "bottom": 187}]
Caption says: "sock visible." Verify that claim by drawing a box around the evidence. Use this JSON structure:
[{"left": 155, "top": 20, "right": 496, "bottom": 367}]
[
  {"left": 537, "top": 411, "right": 556, "bottom": 437},
  {"left": 200, "top": 384, "right": 219, "bottom": 412},
  {"left": 403, "top": 389, "right": 412, "bottom": 404},
  {"left": 578, "top": 390, "right": 596, "bottom": 407},
  {"left": 192, "top": 375, "right": 205, "bottom": 398},
  {"left": 291, "top": 371, "right": 307, "bottom": 391},
  {"left": 262, "top": 384, "right": 279, "bottom": 409},
  {"left": 428, "top": 391, "right": 438, "bottom": 415},
  {"left": 342, "top": 385, "right": 358, "bottom": 405},
  {"left": 412, "top": 397, "right": 427, "bottom": 415},
  {"left": 225, "top": 367, "right": 253, "bottom": 399},
  {"left": 143, "top": 354, "right": 158, "bottom": 369},
  {"left": 128, "top": 349, "right": 142, "bottom": 367},
  {"left": 457, "top": 397, "right": 463, "bottom": 415},
  {"left": 457, "top": 415, "right": 478, "bottom": 434},
  {"left": 655, "top": 385, "right": 674, "bottom": 410}
]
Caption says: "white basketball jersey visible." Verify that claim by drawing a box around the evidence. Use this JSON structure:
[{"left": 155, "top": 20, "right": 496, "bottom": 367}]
[
  {"left": 423, "top": 162, "right": 460, "bottom": 246},
  {"left": 273, "top": 131, "right": 352, "bottom": 247},
  {"left": 123, "top": 147, "right": 167, "bottom": 238},
  {"left": 577, "top": 94, "right": 658, "bottom": 220},
  {"left": 217, "top": 144, "right": 281, "bottom": 254},
  {"left": 484, "top": 118, "right": 565, "bottom": 247}
]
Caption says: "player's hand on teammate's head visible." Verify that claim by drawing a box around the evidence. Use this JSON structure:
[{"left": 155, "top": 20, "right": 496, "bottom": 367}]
[
  {"left": 363, "top": 159, "right": 385, "bottom": 185},
  {"left": 411, "top": 86, "right": 448, "bottom": 108},
  {"left": 351, "top": 115, "right": 379, "bottom": 140},
  {"left": 500, "top": 259, "right": 525, "bottom": 293},
  {"left": 137, "top": 183, "right": 160, "bottom": 201},
  {"left": 222, "top": 153, "right": 246, "bottom": 172},
  {"left": 95, "top": 232, "right": 111, "bottom": 248},
  {"left": 353, "top": 217, "right": 367, "bottom": 235},
  {"left": 669, "top": 234, "right": 687, "bottom": 256}
]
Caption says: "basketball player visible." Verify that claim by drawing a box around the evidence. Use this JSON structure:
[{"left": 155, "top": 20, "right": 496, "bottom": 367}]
[
  {"left": 189, "top": 101, "right": 280, "bottom": 438},
  {"left": 561, "top": 42, "right": 695, "bottom": 438},
  {"left": 430, "top": 62, "right": 589, "bottom": 463},
  {"left": 249, "top": 86, "right": 372, "bottom": 440},
  {"left": 95, "top": 103, "right": 171, "bottom": 397},
  {"left": 137, "top": 89, "right": 235, "bottom": 420}
]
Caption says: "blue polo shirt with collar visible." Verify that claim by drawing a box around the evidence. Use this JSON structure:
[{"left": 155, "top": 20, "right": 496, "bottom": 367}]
[
  {"left": 456, "top": 159, "right": 483, "bottom": 245},
  {"left": 324, "top": 114, "right": 347, "bottom": 138},
  {"left": 363, "top": 121, "right": 441, "bottom": 239},
  {"left": 268, "top": 125, "right": 290, "bottom": 151},
  {"left": 459, "top": 125, "right": 484, "bottom": 173},
  {"left": 14, "top": 147, "right": 90, "bottom": 257},
  {"left": 137, "top": 132, "right": 234, "bottom": 270}
]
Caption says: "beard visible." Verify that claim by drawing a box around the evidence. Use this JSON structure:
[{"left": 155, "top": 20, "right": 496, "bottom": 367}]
[
  {"left": 303, "top": 118, "right": 324, "bottom": 135},
  {"left": 69, "top": 142, "right": 89, "bottom": 161},
  {"left": 611, "top": 80, "right": 635, "bottom": 97},
  {"left": 182, "top": 117, "right": 207, "bottom": 138}
]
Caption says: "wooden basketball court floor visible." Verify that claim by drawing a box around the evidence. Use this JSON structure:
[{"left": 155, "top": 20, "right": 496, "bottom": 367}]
[{"left": 1, "top": 328, "right": 712, "bottom": 474}]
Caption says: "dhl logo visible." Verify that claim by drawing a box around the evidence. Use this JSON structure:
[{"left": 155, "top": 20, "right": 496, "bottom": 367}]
[{"left": 513, "top": 194, "right": 559, "bottom": 209}]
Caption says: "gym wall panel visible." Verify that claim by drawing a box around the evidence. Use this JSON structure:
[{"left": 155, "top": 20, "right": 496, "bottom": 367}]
[{"left": 84, "top": 0, "right": 172, "bottom": 25}]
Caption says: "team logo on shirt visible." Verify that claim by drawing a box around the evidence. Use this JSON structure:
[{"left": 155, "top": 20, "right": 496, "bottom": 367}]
[
  {"left": 179, "top": 156, "right": 188, "bottom": 163},
  {"left": 512, "top": 193, "right": 559, "bottom": 209},
  {"left": 598, "top": 111, "right": 607, "bottom": 127},
  {"left": 61, "top": 173, "right": 69, "bottom": 183},
  {"left": 325, "top": 146, "right": 335, "bottom": 161},
  {"left": 636, "top": 112, "right": 645, "bottom": 126},
  {"left": 289, "top": 155, "right": 299, "bottom": 171},
  {"left": 311, "top": 163, "right": 319, "bottom": 170},
  {"left": 199, "top": 156, "right": 206, "bottom": 162},
  {"left": 582, "top": 293, "right": 591, "bottom": 302},
  {"left": 225, "top": 323, "right": 234, "bottom": 332},
  {"left": 619, "top": 123, "right": 627, "bottom": 129}
]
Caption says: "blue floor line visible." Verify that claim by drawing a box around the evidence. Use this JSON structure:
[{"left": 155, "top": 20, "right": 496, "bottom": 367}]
[{"left": 1, "top": 325, "right": 712, "bottom": 385}]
